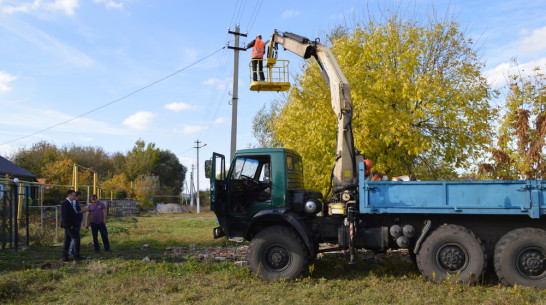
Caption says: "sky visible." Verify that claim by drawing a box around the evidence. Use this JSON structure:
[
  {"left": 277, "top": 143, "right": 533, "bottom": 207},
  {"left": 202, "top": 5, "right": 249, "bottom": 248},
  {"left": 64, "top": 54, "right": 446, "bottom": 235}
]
[{"left": 1, "top": 0, "right": 546, "bottom": 191}]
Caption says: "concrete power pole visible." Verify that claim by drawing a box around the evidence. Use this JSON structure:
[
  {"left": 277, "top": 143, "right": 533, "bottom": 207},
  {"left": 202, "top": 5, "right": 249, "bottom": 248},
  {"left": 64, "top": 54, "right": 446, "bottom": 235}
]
[
  {"left": 190, "top": 165, "right": 194, "bottom": 207},
  {"left": 194, "top": 140, "right": 206, "bottom": 214},
  {"left": 228, "top": 25, "right": 247, "bottom": 161}
]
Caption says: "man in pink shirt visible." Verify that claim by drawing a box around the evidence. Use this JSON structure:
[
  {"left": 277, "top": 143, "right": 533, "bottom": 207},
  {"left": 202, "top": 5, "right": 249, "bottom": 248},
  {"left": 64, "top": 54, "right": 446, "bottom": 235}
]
[{"left": 85, "top": 194, "right": 111, "bottom": 253}]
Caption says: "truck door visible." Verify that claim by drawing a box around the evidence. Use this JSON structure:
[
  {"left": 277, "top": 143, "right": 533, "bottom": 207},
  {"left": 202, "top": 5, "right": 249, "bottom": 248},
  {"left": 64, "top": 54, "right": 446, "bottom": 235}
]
[
  {"left": 208, "top": 153, "right": 228, "bottom": 233},
  {"left": 228, "top": 155, "right": 272, "bottom": 217}
]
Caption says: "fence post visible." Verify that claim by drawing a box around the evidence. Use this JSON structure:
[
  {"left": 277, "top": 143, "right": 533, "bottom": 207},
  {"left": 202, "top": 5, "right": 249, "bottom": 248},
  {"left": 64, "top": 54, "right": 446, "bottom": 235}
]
[
  {"left": 55, "top": 205, "right": 59, "bottom": 241},
  {"left": 26, "top": 185, "right": 30, "bottom": 247},
  {"left": 1, "top": 188, "right": 6, "bottom": 250},
  {"left": 11, "top": 180, "right": 18, "bottom": 250}
]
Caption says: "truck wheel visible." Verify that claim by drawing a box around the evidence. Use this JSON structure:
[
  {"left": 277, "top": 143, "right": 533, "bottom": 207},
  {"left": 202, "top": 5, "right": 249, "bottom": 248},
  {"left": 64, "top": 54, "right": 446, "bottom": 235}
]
[
  {"left": 416, "top": 224, "right": 486, "bottom": 284},
  {"left": 494, "top": 228, "right": 546, "bottom": 289},
  {"left": 248, "top": 226, "right": 308, "bottom": 281}
]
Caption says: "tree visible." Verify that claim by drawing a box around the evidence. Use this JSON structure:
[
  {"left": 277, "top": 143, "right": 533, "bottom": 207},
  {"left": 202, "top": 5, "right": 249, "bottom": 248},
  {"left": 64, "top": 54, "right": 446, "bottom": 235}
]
[
  {"left": 480, "top": 61, "right": 546, "bottom": 179},
  {"left": 153, "top": 150, "right": 186, "bottom": 195},
  {"left": 62, "top": 145, "right": 115, "bottom": 179},
  {"left": 252, "top": 101, "right": 284, "bottom": 148},
  {"left": 101, "top": 173, "right": 129, "bottom": 199},
  {"left": 132, "top": 174, "right": 159, "bottom": 210},
  {"left": 123, "top": 139, "right": 160, "bottom": 182},
  {"left": 11, "top": 141, "right": 60, "bottom": 176},
  {"left": 258, "top": 13, "right": 495, "bottom": 194},
  {"left": 42, "top": 159, "right": 91, "bottom": 186}
]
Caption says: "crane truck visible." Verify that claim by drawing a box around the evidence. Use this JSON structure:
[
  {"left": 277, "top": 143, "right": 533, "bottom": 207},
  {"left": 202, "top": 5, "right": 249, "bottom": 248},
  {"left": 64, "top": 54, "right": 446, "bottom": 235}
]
[{"left": 205, "top": 30, "right": 546, "bottom": 288}]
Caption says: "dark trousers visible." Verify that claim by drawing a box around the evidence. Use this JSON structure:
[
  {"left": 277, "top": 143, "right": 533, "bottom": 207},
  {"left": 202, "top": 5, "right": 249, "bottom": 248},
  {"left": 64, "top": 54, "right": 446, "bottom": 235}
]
[
  {"left": 63, "top": 227, "right": 80, "bottom": 258},
  {"left": 69, "top": 226, "right": 80, "bottom": 255},
  {"left": 251, "top": 58, "right": 265, "bottom": 81},
  {"left": 91, "top": 222, "right": 110, "bottom": 251}
]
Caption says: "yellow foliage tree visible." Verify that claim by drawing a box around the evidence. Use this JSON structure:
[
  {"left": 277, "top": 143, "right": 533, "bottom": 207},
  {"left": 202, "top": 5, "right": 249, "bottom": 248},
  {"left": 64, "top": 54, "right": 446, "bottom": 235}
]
[
  {"left": 266, "top": 15, "right": 495, "bottom": 194},
  {"left": 42, "top": 159, "right": 91, "bottom": 186}
]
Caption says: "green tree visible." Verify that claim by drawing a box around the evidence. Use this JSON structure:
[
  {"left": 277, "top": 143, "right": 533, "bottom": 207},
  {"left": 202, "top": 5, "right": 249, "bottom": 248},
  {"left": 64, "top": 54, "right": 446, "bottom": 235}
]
[
  {"left": 11, "top": 141, "right": 60, "bottom": 176},
  {"left": 259, "top": 14, "right": 495, "bottom": 194},
  {"left": 62, "top": 145, "right": 115, "bottom": 179},
  {"left": 252, "top": 101, "right": 284, "bottom": 148},
  {"left": 133, "top": 174, "right": 159, "bottom": 210},
  {"left": 480, "top": 62, "right": 546, "bottom": 179},
  {"left": 153, "top": 150, "right": 187, "bottom": 195},
  {"left": 123, "top": 139, "right": 160, "bottom": 182}
]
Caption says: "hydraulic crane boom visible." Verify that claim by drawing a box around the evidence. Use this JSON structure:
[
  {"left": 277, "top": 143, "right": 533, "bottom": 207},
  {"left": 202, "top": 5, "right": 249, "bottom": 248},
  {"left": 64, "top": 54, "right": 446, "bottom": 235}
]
[{"left": 267, "top": 31, "right": 358, "bottom": 190}]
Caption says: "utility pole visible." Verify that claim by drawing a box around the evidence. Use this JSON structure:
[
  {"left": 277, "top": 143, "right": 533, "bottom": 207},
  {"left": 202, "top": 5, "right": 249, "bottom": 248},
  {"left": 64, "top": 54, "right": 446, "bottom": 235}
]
[
  {"left": 194, "top": 140, "right": 207, "bottom": 214},
  {"left": 228, "top": 24, "right": 247, "bottom": 161},
  {"left": 189, "top": 165, "right": 195, "bottom": 207},
  {"left": 183, "top": 181, "right": 189, "bottom": 205}
]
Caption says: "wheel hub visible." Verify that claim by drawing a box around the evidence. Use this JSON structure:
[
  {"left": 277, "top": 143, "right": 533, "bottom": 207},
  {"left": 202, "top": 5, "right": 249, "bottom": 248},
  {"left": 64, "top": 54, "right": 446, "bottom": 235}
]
[
  {"left": 438, "top": 245, "right": 466, "bottom": 271},
  {"left": 517, "top": 248, "right": 546, "bottom": 277},
  {"left": 266, "top": 246, "right": 289, "bottom": 269}
]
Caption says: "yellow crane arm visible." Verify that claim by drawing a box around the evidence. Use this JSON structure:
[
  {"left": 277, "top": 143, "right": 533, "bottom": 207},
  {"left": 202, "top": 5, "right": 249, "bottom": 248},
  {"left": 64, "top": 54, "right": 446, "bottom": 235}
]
[{"left": 269, "top": 31, "right": 358, "bottom": 189}]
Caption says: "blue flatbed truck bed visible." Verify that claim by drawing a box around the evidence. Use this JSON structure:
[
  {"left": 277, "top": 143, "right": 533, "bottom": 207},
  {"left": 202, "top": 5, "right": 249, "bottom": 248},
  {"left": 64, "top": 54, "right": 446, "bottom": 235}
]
[
  {"left": 353, "top": 162, "right": 545, "bottom": 288},
  {"left": 359, "top": 163, "right": 545, "bottom": 219}
]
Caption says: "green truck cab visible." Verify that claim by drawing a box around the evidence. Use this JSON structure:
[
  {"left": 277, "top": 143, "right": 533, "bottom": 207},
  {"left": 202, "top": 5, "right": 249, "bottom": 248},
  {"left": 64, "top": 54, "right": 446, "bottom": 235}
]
[
  {"left": 206, "top": 148, "right": 321, "bottom": 240},
  {"left": 205, "top": 148, "right": 323, "bottom": 279}
]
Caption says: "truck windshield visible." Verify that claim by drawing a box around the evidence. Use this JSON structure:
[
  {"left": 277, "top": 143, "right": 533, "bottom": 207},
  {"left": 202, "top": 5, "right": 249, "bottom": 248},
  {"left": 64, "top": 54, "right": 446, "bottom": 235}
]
[{"left": 231, "top": 158, "right": 260, "bottom": 179}]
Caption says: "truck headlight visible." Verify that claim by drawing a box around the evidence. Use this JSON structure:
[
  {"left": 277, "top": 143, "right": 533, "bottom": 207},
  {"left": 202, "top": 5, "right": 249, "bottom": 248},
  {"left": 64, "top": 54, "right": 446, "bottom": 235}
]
[{"left": 304, "top": 200, "right": 321, "bottom": 214}]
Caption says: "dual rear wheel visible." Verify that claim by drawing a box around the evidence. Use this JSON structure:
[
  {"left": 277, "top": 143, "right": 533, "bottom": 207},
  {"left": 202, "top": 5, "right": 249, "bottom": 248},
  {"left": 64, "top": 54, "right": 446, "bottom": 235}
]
[
  {"left": 417, "top": 224, "right": 546, "bottom": 288},
  {"left": 416, "top": 224, "right": 486, "bottom": 284},
  {"left": 494, "top": 228, "right": 546, "bottom": 289}
]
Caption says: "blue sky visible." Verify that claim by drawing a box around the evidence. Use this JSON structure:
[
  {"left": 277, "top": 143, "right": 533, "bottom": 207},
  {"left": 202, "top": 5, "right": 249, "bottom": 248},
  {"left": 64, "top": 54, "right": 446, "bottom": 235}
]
[{"left": 1, "top": 0, "right": 546, "bottom": 190}]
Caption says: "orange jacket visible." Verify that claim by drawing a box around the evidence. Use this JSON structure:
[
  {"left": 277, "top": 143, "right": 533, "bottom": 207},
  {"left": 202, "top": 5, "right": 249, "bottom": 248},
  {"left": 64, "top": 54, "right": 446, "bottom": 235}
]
[{"left": 251, "top": 38, "right": 265, "bottom": 58}]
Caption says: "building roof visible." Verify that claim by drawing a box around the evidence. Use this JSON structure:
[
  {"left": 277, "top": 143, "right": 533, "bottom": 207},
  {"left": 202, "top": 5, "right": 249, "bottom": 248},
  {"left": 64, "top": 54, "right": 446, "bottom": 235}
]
[{"left": 0, "top": 155, "right": 37, "bottom": 181}]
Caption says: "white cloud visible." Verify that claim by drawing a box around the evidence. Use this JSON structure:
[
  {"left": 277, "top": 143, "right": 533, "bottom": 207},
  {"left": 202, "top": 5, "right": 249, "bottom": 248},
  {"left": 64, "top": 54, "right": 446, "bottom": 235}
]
[
  {"left": 213, "top": 117, "right": 227, "bottom": 124},
  {"left": 0, "top": 0, "right": 79, "bottom": 16},
  {"left": 281, "top": 9, "right": 300, "bottom": 20},
  {"left": 485, "top": 58, "right": 546, "bottom": 89},
  {"left": 0, "top": 71, "right": 17, "bottom": 92},
  {"left": 485, "top": 62, "right": 512, "bottom": 89},
  {"left": 93, "top": 0, "right": 123, "bottom": 10},
  {"left": 164, "top": 102, "right": 193, "bottom": 112},
  {"left": 519, "top": 26, "right": 546, "bottom": 54},
  {"left": 202, "top": 77, "right": 232, "bottom": 91},
  {"left": 173, "top": 125, "right": 208, "bottom": 135},
  {"left": 0, "top": 144, "right": 18, "bottom": 158},
  {"left": 0, "top": 17, "right": 93, "bottom": 67},
  {"left": 123, "top": 111, "right": 156, "bottom": 130},
  {"left": 46, "top": 0, "right": 78, "bottom": 15}
]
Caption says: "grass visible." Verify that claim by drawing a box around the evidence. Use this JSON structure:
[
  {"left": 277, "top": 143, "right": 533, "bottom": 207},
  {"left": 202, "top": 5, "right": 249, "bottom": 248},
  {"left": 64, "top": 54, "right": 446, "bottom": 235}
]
[{"left": 1, "top": 212, "right": 545, "bottom": 305}]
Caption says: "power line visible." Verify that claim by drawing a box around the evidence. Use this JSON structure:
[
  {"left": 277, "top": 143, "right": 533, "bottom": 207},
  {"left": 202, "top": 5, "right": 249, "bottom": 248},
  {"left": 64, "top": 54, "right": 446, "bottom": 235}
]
[
  {"left": 235, "top": 0, "right": 247, "bottom": 25},
  {"left": 1, "top": 46, "right": 226, "bottom": 146},
  {"left": 246, "top": 0, "right": 263, "bottom": 41}
]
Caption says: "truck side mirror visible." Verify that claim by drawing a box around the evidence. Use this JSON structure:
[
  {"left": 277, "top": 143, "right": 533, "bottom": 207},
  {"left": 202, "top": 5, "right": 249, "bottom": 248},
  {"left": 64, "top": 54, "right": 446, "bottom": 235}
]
[{"left": 204, "top": 160, "right": 212, "bottom": 178}]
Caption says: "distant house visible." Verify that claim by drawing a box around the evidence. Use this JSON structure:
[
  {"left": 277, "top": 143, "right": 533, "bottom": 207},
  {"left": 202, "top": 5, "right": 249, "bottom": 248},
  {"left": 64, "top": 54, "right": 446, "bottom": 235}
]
[{"left": 0, "top": 155, "right": 37, "bottom": 182}]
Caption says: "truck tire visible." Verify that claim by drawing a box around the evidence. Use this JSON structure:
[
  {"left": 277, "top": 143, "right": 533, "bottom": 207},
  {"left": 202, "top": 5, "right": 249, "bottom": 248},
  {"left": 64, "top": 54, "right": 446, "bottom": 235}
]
[
  {"left": 494, "top": 228, "right": 546, "bottom": 289},
  {"left": 248, "top": 226, "right": 308, "bottom": 281},
  {"left": 416, "top": 224, "right": 486, "bottom": 284}
]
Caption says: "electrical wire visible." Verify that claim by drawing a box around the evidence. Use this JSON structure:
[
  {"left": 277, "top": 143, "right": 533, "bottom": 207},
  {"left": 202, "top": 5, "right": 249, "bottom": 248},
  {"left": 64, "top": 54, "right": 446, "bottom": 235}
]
[
  {"left": 246, "top": 0, "right": 263, "bottom": 40},
  {"left": 1, "top": 46, "right": 227, "bottom": 146},
  {"left": 235, "top": 0, "right": 247, "bottom": 25}
]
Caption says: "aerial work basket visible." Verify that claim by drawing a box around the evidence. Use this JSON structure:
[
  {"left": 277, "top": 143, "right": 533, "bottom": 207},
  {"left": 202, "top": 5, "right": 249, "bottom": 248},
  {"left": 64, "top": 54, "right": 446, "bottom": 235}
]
[{"left": 249, "top": 58, "right": 290, "bottom": 92}]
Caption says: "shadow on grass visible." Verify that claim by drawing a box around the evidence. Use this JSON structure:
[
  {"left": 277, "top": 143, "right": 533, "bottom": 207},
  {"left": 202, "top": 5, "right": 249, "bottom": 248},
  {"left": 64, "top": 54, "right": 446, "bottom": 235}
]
[
  {"left": 308, "top": 250, "right": 501, "bottom": 286},
  {"left": 309, "top": 251, "right": 421, "bottom": 281}
]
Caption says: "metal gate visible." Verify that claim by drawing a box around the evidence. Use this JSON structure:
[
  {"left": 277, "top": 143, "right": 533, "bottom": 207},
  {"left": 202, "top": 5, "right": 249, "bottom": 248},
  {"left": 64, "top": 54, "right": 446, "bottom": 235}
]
[{"left": 1, "top": 182, "right": 30, "bottom": 250}]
